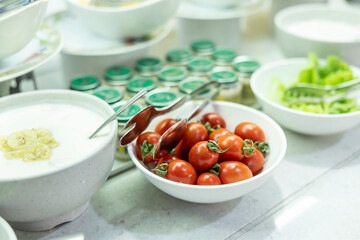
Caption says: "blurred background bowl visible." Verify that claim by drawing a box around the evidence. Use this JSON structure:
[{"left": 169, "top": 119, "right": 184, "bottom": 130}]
[
  {"left": 275, "top": 3, "right": 360, "bottom": 67},
  {"left": 0, "top": 217, "right": 16, "bottom": 240},
  {"left": 0, "top": 0, "right": 48, "bottom": 59},
  {"left": 65, "top": 0, "right": 181, "bottom": 39},
  {"left": 251, "top": 58, "right": 360, "bottom": 135},
  {"left": 128, "top": 101, "right": 287, "bottom": 203}
]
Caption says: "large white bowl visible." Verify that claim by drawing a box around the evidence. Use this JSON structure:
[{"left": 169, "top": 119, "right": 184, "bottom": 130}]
[
  {"left": 65, "top": 0, "right": 180, "bottom": 39},
  {"left": 251, "top": 58, "right": 360, "bottom": 135},
  {"left": 0, "top": 90, "right": 117, "bottom": 231},
  {"left": 128, "top": 101, "right": 287, "bottom": 203},
  {"left": 0, "top": 217, "right": 16, "bottom": 240},
  {"left": 275, "top": 4, "right": 360, "bottom": 67},
  {"left": 0, "top": 0, "right": 48, "bottom": 59}
]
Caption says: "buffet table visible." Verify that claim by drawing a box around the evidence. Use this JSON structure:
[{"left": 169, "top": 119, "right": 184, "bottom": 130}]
[{"left": 14, "top": 1, "right": 360, "bottom": 239}]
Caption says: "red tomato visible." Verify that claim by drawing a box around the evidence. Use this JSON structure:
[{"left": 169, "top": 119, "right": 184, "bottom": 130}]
[
  {"left": 135, "top": 132, "right": 160, "bottom": 162},
  {"left": 209, "top": 128, "right": 232, "bottom": 141},
  {"left": 166, "top": 160, "right": 198, "bottom": 184},
  {"left": 242, "top": 148, "right": 264, "bottom": 175},
  {"left": 173, "top": 140, "right": 188, "bottom": 160},
  {"left": 202, "top": 113, "right": 226, "bottom": 128},
  {"left": 219, "top": 161, "right": 253, "bottom": 184},
  {"left": 235, "top": 122, "right": 265, "bottom": 142},
  {"left": 181, "top": 122, "right": 208, "bottom": 152},
  {"left": 197, "top": 172, "right": 221, "bottom": 185},
  {"left": 155, "top": 118, "right": 178, "bottom": 135},
  {"left": 189, "top": 141, "right": 219, "bottom": 172},
  {"left": 217, "top": 134, "right": 244, "bottom": 162},
  {"left": 153, "top": 154, "right": 181, "bottom": 177}
]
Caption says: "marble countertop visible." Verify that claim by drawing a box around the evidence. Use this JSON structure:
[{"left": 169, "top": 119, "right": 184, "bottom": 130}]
[{"left": 13, "top": 0, "right": 360, "bottom": 239}]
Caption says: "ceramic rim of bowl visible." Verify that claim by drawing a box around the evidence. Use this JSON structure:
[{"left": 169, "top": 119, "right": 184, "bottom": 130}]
[
  {"left": 128, "top": 101, "right": 287, "bottom": 189},
  {"left": 0, "top": 217, "right": 16, "bottom": 240},
  {"left": 0, "top": 90, "right": 117, "bottom": 182},
  {"left": 66, "top": 0, "right": 164, "bottom": 12},
  {"left": 250, "top": 58, "right": 360, "bottom": 118}
]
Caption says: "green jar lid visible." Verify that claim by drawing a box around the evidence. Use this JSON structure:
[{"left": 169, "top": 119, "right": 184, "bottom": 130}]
[
  {"left": 145, "top": 89, "right": 178, "bottom": 108},
  {"left": 212, "top": 49, "right": 237, "bottom": 64},
  {"left": 187, "top": 58, "right": 214, "bottom": 73},
  {"left": 126, "top": 78, "right": 157, "bottom": 94},
  {"left": 113, "top": 102, "right": 142, "bottom": 124},
  {"left": 191, "top": 39, "right": 215, "bottom": 54},
  {"left": 158, "top": 67, "right": 187, "bottom": 83},
  {"left": 70, "top": 76, "right": 100, "bottom": 91},
  {"left": 135, "top": 57, "right": 162, "bottom": 74},
  {"left": 166, "top": 48, "right": 192, "bottom": 64},
  {"left": 233, "top": 58, "right": 260, "bottom": 74},
  {"left": 210, "top": 70, "right": 238, "bottom": 85},
  {"left": 104, "top": 66, "right": 132, "bottom": 85},
  {"left": 92, "top": 88, "right": 123, "bottom": 104},
  {"left": 178, "top": 78, "right": 210, "bottom": 97}
]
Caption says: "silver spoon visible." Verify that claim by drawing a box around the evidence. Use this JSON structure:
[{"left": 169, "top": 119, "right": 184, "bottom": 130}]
[{"left": 89, "top": 89, "right": 147, "bottom": 139}]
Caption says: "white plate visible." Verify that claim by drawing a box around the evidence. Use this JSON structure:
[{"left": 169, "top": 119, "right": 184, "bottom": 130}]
[
  {"left": 177, "top": 0, "right": 270, "bottom": 20},
  {"left": 0, "top": 25, "right": 62, "bottom": 83},
  {"left": 44, "top": 11, "right": 173, "bottom": 56},
  {"left": 0, "top": 217, "right": 16, "bottom": 240}
]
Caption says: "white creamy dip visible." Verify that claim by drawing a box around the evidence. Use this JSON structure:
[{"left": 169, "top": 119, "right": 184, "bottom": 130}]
[{"left": 0, "top": 103, "right": 110, "bottom": 180}]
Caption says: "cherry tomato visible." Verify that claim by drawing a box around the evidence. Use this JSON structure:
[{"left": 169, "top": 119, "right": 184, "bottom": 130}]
[
  {"left": 189, "top": 141, "right": 219, "bottom": 172},
  {"left": 242, "top": 148, "right": 264, "bottom": 175},
  {"left": 181, "top": 122, "right": 208, "bottom": 152},
  {"left": 219, "top": 161, "right": 253, "bottom": 184},
  {"left": 155, "top": 118, "right": 178, "bottom": 135},
  {"left": 197, "top": 172, "right": 221, "bottom": 185},
  {"left": 217, "top": 134, "right": 244, "bottom": 162},
  {"left": 202, "top": 113, "right": 226, "bottom": 128},
  {"left": 166, "top": 160, "right": 197, "bottom": 184},
  {"left": 153, "top": 154, "right": 181, "bottom": 177},
  {"left": 209, "top": 128, "right": 232, "bottom": 141},
  {"left": 135, "top": 132, "right": 160, "bottom": 163},
  {"left": 173, "top": 140, "right": 188, "bottom": 160},
  {"left": 235, "top": 122, "right": 265, "bottom": 143}
]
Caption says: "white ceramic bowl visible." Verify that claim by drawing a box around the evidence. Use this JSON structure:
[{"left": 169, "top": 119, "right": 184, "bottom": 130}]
[
  {"left": 0, "top": 90, "right": 117, "bottom": 231},
  {"left": 0, "top": 0, "right": 48, "bottom": 59},
  {"left": 251, "top": 58, "right": 360, "bottom": 135},
  {"left": 65, "top": 0, "right": 180, "bottom": 39},
  {"left": 128, "top": 101, "right": 287, "bottom": 203},
  {"left": 0, "top": 217, "right": 16, "bottom": 240},
  {"left": 275, "top": 4, "right": 360, "bottom": 67}
]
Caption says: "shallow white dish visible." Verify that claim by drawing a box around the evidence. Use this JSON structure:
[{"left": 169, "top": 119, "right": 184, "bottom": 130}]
[
  {"left": 275, "top": 3, "right": 360, "bottom": 67},
  {"left": 44, "top": 11, "right": 172, "bottom": 83},
  {"left": 65, "top": 0, "right": 180, "bottom": 39},
  {"left": 0, "top": 0, "right": 48, "bottom": 59},
  {"left": 0, "top": 90, "right": 117, "bottom": 231},
  {"left": 251, "top": 58, "right": 360, "bottom": 135},
  {"left": 0, "top": 217, "right": 16, "bottom": 240},
  {"left": 187, "top": 0, "right": 260, "bottom": 10},
  {"left": 128, "top": 101, "right": 287, "bottom": 203}
]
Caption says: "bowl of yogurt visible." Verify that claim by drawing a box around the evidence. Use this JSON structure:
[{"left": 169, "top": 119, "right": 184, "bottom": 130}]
[
  {"left": 275, "top": 3, "right": 360, "bottom": 67},
  {"left": 0, "top": 90, "right": 117, "bottom": 231}
]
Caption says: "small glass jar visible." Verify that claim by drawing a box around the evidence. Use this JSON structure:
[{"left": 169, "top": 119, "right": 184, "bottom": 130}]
[
  {"left": 191, "top": 39, "right": 216, "bottom": 58},
  {"left": 103, "top": 66, "right": 133, "bottom": 92},
  {"left": 212, "top": 49, "right": 237, "bottom": 67},
  {"left": 233, "top": 56, "right": 260, "bottom": 106},
  {"left": 135, "top": 57, "right": 162, "bottom": 79},
  {"left": 187, "top": 58, "right": 214, "bottom": 78},
  {"left": 92, "top": 87, "right": 124, "bottom": 105},
  {"left": 70, "top": 76, "right": 101, "bottom": 93},
  {"left": 178, "top": 77, "right": 210, "bottom": 100},
  {"left": 145, "top": 88, "right": 179, "bottom": 108},
  {"left": 113, "top": 102, "right": 143, "bottom": 160},
  {"left": 125, "top": 78, "right": 157, "bottom": 104},
  {"left": 158, "top": 67, "right": 187, "bottom": 90},
  {"left": 210, "top": 67, "right": 242, "bottom": 103},
  {"left": 166, "top": 48, "right": 192, "bottom": 67}
]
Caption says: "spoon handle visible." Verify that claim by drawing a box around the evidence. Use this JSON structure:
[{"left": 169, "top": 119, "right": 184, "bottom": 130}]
[{"left": 89, "top": 89, "right": 147, "bottom": 139}]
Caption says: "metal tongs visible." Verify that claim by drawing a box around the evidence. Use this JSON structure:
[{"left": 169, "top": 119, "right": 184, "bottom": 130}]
[
  {"left": 119, "top": 81, "right": 221, "bottom": 146},
  {"left": 284, "top": 78, "right": 360, "bottom": 103},
  {"left": 0, "top": 0, "right": 36, "bottom": 14}
]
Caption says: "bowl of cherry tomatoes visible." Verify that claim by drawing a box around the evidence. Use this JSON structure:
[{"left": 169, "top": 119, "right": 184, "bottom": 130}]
[{"left": 127, "top": 101, "right": 287, "bottom": 203}]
